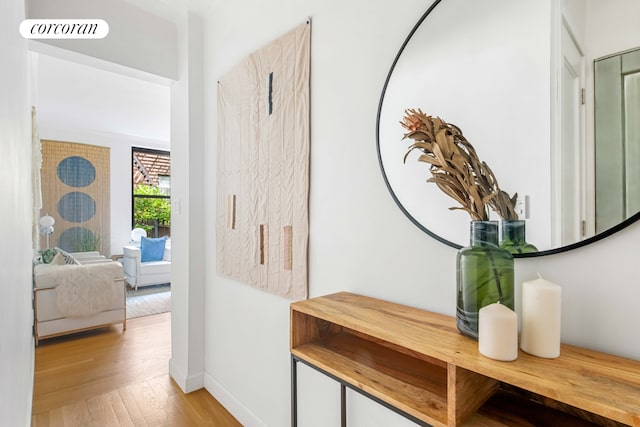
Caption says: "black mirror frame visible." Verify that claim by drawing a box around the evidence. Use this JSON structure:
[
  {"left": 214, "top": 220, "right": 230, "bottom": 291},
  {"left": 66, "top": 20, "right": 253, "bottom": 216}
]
[{"left": 375, "top": 0, "right": 640, "bottom": 257}]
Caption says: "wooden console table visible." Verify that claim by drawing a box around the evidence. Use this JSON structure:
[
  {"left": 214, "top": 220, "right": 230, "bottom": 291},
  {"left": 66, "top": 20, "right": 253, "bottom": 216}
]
[{"left": 290, "top": 292, "right": 640, "bottom": 426}]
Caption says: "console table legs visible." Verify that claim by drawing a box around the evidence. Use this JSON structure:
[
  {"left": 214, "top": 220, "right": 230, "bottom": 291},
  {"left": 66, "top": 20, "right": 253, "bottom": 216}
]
[
  {"left": 340, "top": 384, "right": 346, "bottom": 427},
  {"left": 291, "top": 356, "right": 298, "bottom": 427},
  {"left": 292, "top": 354, "right": 428, "bottom": 426},
  {"left": 291, "top": 355, "right": 348, "bottom": 427}
]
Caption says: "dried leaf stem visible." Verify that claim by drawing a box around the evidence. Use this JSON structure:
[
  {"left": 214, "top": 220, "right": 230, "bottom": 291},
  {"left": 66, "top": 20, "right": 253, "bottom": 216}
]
[{"left": 400, "top": 108, "right": 518, "bottom": 221}]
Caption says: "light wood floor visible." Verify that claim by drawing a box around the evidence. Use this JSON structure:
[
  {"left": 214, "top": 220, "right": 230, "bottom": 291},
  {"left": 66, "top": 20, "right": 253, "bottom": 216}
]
[{"left": 31, "top": 312, "right": 242, "bottom": 426}]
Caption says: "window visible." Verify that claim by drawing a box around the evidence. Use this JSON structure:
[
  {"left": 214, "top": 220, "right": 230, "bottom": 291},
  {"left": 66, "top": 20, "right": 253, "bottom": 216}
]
[{"left": 132, "top": 147, "right": 171, "bottom": 238}]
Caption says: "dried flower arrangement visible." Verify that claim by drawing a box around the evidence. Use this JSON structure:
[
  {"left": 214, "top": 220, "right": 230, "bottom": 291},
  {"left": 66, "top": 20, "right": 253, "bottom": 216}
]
[{"left": 400, "top": 108, "right": 518, "bottom": 221}]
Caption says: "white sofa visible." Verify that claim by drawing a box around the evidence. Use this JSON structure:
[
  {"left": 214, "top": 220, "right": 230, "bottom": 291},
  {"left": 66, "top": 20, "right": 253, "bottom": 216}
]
[
  {"left": 122, "top": 241, "right": 171, "bottom": 290},
  {"left": 33, "top": 252, "right": 126, "bottom": 345}
]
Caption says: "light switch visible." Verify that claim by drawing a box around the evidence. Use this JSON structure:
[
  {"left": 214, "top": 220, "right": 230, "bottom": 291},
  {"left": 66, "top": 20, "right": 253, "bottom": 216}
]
[{"left": 515, "top": 195, "right": 529, "bottom": 219}]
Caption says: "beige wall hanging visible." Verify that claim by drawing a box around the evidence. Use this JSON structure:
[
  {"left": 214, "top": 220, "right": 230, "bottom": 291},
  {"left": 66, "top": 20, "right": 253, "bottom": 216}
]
[
  {"left": 217, "top": 21, "right": 310, "bottom": 300},
  {"left": 41, "top": 140, "right": 110, "bottom": 255}
]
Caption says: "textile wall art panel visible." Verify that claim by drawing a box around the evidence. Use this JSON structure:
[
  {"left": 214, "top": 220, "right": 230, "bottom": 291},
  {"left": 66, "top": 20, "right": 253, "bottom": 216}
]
[
  {"left": 41, "top": 140, "right": 110, "bottom": 255},
  {"left": 217, "top": 21, "right": 310, "bottom": 300}
]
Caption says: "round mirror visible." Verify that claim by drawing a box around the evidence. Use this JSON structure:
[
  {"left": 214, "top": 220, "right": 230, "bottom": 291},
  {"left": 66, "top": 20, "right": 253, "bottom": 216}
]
[{"left": 377, "top": 0, "right": 640, "bottom": 256}]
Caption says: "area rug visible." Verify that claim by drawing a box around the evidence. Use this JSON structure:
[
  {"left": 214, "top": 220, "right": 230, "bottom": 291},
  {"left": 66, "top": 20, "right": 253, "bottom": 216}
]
[{"left": 126, "top": 284, "right": 171, "bottom": 319}]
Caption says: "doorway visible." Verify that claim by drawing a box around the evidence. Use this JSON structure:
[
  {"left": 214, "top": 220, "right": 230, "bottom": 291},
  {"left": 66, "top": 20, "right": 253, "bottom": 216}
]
[{"left": 552, "top": 19, "right": 587, "bottom": 246}]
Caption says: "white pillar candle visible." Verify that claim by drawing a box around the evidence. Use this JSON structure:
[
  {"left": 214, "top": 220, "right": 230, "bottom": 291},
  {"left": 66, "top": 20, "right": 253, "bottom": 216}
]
[
  {"left": 478, "top": 303, "right": 518, "bottom": 361},
  {"left": 520, "top": 274, "right": 561, "bottom": 358}
]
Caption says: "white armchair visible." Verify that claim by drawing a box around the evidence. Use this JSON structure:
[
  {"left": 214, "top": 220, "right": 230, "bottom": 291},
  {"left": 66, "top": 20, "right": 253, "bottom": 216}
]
[
  {"left": 122, "top": 240, "right": 171, "bottom": 290},
  {"left": 33, "top": 251, "right": 126, "bottom": 345}
]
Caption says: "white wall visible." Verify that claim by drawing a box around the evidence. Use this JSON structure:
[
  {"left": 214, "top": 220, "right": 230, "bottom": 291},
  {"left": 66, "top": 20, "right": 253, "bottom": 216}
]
[
  {"left": 0, "top": 0, "right": 35, "bottom": 425},
  {"left": 35, "top": 53, "right": 170, "bottom": 256},
  {"left": 169, "top": 11, "right": 207, "bottom": 394},
  {"left": 36, "top": 54, "right": 170, "bottom": 142},
  {"left": 202, "top": 1, "right": 640, "bottom": 426},
  {"left": 26, "top": 0, "right": 178, "bottom": 79}
]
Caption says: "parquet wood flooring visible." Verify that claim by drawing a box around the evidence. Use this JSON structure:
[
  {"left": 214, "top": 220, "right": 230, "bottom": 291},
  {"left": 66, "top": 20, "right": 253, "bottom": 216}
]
[{"left": 31, "top": 312, "right": 241, "bottom": 426}]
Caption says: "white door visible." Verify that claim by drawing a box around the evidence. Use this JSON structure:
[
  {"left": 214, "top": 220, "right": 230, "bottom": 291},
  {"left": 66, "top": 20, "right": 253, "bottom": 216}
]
[{"left": 553, "top": 21, "right": 585, "bottom": 246}]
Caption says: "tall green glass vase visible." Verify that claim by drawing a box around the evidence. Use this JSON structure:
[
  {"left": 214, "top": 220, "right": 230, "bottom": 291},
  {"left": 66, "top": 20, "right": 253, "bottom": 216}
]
[
  {"left": 456, "top": 221, "right": 514, "bottom": 339},
  {"left": 500, "top": 220, "right": 538, "bottom": 254}
]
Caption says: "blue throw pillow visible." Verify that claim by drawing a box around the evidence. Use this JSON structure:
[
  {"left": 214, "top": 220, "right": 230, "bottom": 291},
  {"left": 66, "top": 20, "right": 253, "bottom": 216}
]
[{"left": 140, "top": 236, "right": 168, "bottom": 262}]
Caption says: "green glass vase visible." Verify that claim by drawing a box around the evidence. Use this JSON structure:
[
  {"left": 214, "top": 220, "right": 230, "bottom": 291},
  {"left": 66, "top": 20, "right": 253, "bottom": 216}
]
[
  {"left": 500, "top": 220, "right": 538, "bottom": 254},
  {"left": 456, "top": 221, "right": 514, "bottom": 339}
]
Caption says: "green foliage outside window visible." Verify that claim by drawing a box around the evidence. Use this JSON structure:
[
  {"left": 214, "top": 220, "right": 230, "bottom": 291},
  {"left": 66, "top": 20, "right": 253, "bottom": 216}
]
[{"left": 134, "top": 184, "right": 171, "bottom": 235}]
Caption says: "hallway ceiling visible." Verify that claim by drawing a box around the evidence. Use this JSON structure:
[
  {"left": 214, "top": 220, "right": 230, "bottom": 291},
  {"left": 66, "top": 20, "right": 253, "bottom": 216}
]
[{"left": 36, "top": 53, "right": 171, "bottom": 145}]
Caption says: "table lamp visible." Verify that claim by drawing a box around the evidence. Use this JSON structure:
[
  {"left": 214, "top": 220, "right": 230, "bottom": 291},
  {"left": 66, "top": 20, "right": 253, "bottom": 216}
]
[{"left": 39, "top": 214, "right": 55, "bottom": 249}]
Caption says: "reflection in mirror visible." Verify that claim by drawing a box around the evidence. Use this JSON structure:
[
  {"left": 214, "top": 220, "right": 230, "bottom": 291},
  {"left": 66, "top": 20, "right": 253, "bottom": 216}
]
[
  {"left": 377, "top": 0, "right": 640, "bottom": 256},
  {"left": 595, "top": 47, "right": 640, "bottom": 233}
]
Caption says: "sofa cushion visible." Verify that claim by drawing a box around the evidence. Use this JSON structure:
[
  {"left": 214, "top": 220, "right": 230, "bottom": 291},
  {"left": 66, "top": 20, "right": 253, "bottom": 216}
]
[
  {"left": 140, "top": 236, "right": 168, "bottom": 262},
  {"left": 50, "top": 252, "right": 66, "bottom": 265},
  {"left": 139, "top": 260, "right": 171, "bottom": 275},
  {"left": 54, "top": 247, "right": 81, "bottom": 265}
]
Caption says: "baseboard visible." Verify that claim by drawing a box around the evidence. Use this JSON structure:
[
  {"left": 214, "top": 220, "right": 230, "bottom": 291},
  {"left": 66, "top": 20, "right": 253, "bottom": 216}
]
[
  {"left": 204, "top": 372, "right": 267, "bottom": 427},
  {"left": 168, "top": 358, "right": 204, "bottom": 393}
]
